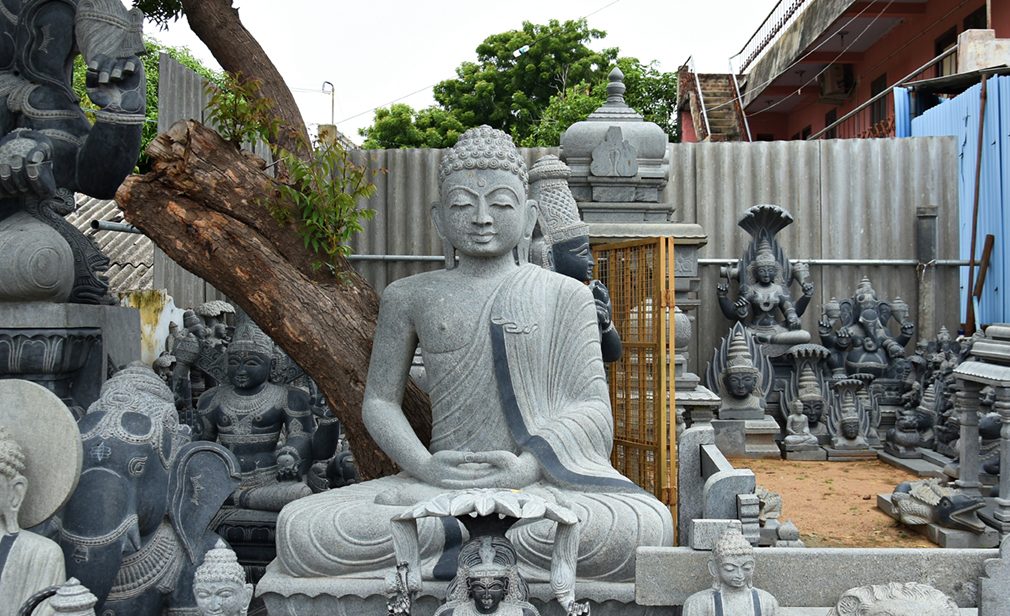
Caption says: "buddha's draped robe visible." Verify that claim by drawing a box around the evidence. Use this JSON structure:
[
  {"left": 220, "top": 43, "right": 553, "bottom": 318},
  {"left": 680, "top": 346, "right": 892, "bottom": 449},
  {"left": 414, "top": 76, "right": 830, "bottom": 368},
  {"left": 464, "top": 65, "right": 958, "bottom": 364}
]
[
  {"left": 275, "top": 265, "right": 672, "bottom": 581},
  {"left": 0, "top": 531, "right": 64, "bottom": 616}
]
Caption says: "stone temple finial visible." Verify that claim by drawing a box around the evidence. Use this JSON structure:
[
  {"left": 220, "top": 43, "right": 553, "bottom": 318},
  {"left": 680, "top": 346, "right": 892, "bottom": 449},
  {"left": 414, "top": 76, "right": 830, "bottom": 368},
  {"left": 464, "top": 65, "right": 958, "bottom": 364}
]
[
  {"left": 606, "top": 66, "right": 626, "bottom": 103},
  {"left": 726, "top": 332, "right": 757, "bottom": 373}
]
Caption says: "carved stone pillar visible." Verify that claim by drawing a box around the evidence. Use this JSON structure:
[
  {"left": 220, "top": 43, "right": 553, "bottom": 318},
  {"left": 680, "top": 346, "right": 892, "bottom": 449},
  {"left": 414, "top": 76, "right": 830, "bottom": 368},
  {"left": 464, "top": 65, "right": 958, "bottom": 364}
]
[
  {"left": 992, "top": 387, "right": 1010, "bottom": 531},
  {"left": 954, "top": 381, "right": 983, "bottom": 495}
]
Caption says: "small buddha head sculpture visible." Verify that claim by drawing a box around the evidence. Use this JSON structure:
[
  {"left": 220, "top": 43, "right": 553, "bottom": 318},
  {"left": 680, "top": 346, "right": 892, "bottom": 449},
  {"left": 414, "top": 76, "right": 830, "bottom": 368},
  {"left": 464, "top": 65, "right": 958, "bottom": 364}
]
[
  {"left": 797, "top": 365, "right": 825, "bottom": 426},
  {"left": 840, "top": 415, "right": 861, "bottom": 440},
  {"left": 723, "top": 332, "right": 760, "bottom": 400},
  {"left": 434, "top": 126, "right": 537, "bottom": 265},
  {"left": 226, "top": 322, "right": 274, "bottom": 393},
  {"left": 0, "top": 426, "right": 26, "bottom": 534},
  {"left": 193, "top": 540, "right": 253, "bottom": 616},
  {"left": 708, "top": 528, "right": 755, "bottom": 591}
]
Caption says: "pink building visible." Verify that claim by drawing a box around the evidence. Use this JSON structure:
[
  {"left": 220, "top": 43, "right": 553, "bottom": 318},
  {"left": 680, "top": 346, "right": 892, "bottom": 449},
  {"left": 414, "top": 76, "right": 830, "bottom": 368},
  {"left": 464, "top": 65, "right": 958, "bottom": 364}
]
[{"left": 680, "top": 0, "right": 1010, "bottom": 141}]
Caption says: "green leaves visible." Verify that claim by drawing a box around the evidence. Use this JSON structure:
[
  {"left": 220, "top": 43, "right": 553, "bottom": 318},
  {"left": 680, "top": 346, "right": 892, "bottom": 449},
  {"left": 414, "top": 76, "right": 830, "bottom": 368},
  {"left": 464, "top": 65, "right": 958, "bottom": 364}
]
[
  {"left": 274, "top": 139, "right": 377, "bottom": 274},
  {"left": 204, "top": 73, "right": 280, "bottom": 148}
]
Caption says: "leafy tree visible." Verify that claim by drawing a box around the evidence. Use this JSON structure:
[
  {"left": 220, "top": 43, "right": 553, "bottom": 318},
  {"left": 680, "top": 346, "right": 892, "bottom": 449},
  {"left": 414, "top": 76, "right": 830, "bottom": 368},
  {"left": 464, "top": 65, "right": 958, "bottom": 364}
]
[
  {"left": 523, "top": 57, "right": 679, "bottom": 147},
  {"left": 359, "top": 104, "right": 466, "bottom": 149},
  {"left": 72, "top": 38, "right": 222, "bottom": 171}
]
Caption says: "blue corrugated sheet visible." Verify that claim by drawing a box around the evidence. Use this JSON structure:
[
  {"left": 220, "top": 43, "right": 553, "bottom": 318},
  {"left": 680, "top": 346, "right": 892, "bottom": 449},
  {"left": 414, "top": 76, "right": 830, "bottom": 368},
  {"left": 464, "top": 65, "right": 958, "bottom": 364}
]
[
  {"left": 894, "top": 87, "right": 911, "bottom": 138},
  {"left": 908, "top": 76, "right": 1008, "bottom": 326}
]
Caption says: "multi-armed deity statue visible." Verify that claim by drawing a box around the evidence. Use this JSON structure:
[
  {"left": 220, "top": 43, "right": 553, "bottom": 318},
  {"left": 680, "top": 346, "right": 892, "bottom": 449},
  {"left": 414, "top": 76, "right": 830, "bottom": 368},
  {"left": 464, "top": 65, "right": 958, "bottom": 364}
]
[
  {"left": 527, "top": 154, "right": 621, "bottom": 363},
  {"left": 261, "top": 126, "right": 672, "bottom": 615},
  {"left": 682, "top": 527, "right": 780, "bottom": 616},
  {"left": 818, "top": 278, "right": 915, "bottom": 379},
  {"left": 0, "top": 0, "right": 145, "bottom": 303},
  {"left": 196, "top": 320, "right": 313, "bottom": 512},
  {"left": 716, "top": 205, "right": 814, "bottom": 357}
]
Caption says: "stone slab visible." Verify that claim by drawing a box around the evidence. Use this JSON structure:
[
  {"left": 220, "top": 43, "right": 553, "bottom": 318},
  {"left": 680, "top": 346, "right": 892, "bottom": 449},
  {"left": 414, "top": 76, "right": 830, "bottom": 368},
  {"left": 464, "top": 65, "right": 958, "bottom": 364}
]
[
  {"left": 878, "top": 451, "right": 948, "bottom": 478},
  {"left": 678, "top": 425, "right": 715, "bottom": 545},
  {"left": 688, "top": 519, "right": 742, "bottom": 550},
  {"left": 877, "top": 494, "right": 1001, "bottom": 548},
  {"left": 719, "top": 408, "right": 766, "bottom": 421},
  {"left": 784, "top": 448, "right": 828, "bottom": 461},
  {"left": 257, "top": 567, "right": 672, "bottom": 616},
  {"left": 711, "top": 419, "right": 746, "bottom": 457},
  {"left": 702, "top": 469, "right": 756, "bottom": 520},
  {"left": 823, "top": 447, "right": 877, "bottom": 461},
  {"left": 920, "top": 448, "right": 954, "bottom": 467},
  {"left": 635, "top": 546, "right": 994, "bottom": 608}
]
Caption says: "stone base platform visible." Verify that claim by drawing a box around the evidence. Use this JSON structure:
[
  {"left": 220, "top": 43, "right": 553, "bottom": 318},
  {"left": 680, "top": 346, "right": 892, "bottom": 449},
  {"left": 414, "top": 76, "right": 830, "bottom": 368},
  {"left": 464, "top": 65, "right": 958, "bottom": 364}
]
[
  {"left": 823, "top": 447, "right": 877, "bottom": 461},
  {"left": 712, "top": 417, "right": 782, "bottom": 459},
  {"left": 920, "top": 448, "right": 955, "bottom": 467},
  {"left": 877, "top": 494, "right": 1001, "bottom": 548},
  {"left": 877, "top": 451, "right": 947, "bottom": 478},
  {"left": 781, "top": 444, "right": 827, "bottom": 461},
  {"left": 257, "top": 566, "right": 673, "bottom": 616}
]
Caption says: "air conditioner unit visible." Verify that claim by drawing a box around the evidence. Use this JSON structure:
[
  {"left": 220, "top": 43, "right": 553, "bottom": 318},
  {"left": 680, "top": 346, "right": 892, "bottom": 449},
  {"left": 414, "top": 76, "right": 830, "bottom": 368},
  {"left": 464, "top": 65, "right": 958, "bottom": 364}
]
[{"left": 818, "top": 64, "right": 855, "bottom": 104}]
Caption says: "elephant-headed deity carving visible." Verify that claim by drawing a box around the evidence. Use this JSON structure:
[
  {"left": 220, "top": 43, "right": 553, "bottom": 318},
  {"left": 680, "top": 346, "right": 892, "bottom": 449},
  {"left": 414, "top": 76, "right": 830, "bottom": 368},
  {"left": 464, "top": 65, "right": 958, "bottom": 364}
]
[{"left": 54, "top": 363, "right": 241, "bottom": 616}]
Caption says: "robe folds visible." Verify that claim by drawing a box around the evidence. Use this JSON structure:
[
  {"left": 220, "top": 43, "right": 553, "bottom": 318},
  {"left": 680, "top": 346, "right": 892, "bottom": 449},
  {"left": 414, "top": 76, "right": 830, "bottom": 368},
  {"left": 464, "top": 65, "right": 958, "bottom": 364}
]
[{"left": 275, "top": 265, "right": 672, "bottom": 582}]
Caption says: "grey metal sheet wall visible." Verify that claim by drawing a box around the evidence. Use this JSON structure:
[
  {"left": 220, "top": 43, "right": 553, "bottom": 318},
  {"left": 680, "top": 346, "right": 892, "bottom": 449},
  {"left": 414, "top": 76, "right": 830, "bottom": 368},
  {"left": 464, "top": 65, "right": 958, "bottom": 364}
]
[{"left": 685, "top": 136, "right": 959, "bottom": 376}]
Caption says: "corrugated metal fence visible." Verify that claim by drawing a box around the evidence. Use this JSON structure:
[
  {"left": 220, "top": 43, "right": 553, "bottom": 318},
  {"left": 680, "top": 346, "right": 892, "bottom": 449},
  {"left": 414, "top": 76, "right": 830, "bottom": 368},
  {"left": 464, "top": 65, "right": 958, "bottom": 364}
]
[
  {"left": 156, "top": 55, "right": 961, "bottom": 375},
  {"left": 899, "top": 75, "right": 1008, "bottom": 326}
]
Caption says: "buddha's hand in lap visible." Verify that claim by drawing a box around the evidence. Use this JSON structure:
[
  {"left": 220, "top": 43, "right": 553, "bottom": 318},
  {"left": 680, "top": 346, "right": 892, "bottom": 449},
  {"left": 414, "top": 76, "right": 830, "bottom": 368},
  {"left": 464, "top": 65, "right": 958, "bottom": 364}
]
[{"left": 418, "top": 450, "right": 540, "bottom": 489}]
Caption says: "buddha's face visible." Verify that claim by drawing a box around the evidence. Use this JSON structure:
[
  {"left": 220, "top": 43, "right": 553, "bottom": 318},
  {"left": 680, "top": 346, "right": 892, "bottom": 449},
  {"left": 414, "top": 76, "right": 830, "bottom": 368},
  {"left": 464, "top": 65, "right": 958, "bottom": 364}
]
[
  {"left": 436, "top": 169, "right": 533, "bottom": 259},
  {"left": 755, "top": 264, "right": 777, "bottom": 284},
  {"left": 802, "top": 399, "right": 824, "bottom": 425},
  {"left": 227, "top": 351, "right": 271, "bottom": 392},
  {"left": 468, "top": 576, "right": 508, "bottom": 614},
  {"left": 712, "top": 554, "right": 754, "bottom": 590},
  {"left": 194, "top": 581, "right": 252, "bottom": 616},
  {"left": 725, "top": 372, "right": 758, "bottom": 399},
  {"left": 0, "top": 472, "right": 25, "bottom": 532},
  {"left": 550, "top": 235, "right": 594, "bottom": 282}
]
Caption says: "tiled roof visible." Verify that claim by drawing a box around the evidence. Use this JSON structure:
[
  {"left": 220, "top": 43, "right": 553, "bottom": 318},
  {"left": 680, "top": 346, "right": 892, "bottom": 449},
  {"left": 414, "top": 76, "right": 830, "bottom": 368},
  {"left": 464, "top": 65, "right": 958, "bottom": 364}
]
[{"left": 65, "top": 195, "right": 154, "bottom": 294}]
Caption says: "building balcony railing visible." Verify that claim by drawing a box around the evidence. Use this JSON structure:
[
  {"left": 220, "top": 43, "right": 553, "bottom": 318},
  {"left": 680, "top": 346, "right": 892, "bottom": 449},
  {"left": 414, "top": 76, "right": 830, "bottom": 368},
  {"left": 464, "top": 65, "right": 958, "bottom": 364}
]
[
  {"left": 733, "top": 0, "right": 814, "bottom": 74},
  {"left": 808, "top": 46, "right": 958, "bottom": 140}
]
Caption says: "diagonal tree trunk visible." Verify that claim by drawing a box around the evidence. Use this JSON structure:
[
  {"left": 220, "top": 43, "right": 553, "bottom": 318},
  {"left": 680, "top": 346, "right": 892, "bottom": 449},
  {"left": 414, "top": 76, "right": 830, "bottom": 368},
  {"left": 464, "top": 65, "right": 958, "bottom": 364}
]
[
  {"left": 179, "top": 0, "right": 309, "bottom": 155},
  {"left": 116, "top": 120, "right": 431, "bottom": 480}
]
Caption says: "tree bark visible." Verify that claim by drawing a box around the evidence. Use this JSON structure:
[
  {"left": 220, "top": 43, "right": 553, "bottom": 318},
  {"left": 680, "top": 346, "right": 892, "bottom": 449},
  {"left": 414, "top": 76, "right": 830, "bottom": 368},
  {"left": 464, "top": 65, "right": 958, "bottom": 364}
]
[
  {"left": 179, "top": 0, "right": 309, "bottom": 155},
  {"left": 116, "top": 120, "right": 431, "bottom": 480}
]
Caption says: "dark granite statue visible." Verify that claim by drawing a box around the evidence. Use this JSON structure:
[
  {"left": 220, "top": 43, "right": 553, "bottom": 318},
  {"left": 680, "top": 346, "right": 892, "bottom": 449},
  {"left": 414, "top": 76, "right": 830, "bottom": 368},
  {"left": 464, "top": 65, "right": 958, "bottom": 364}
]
[
  {"left": 891, "top": 479, "right": 987, "bottom": 533},
  {"left": 705, "top": 322, "right": 774, "bottom": 419},
  {"left": 781, "top": 345, "right": 831, "bottom": 442},
  {"left": 55, "top": 364, "right": 242, "bottom": 615},
  {"left": 818, "top": 278, "right": 915, "bottom": 379},
  {"left": 0, "top": 0, "right": 145, "bottom": 303},
  {"left": 826, "top": 378, "right": 871, "bottom": 450},
  {"left": 196, "top": 320, "right": 313, "bottom": 512},
  {"left": 528, "top": 155, "right": 621, "bottom": 362},
  {"left": 433, "top": 536, "right": 540, "bottom": 616},
  {"left": 716, "top": 205, "right": 813, "bottom": 356}
]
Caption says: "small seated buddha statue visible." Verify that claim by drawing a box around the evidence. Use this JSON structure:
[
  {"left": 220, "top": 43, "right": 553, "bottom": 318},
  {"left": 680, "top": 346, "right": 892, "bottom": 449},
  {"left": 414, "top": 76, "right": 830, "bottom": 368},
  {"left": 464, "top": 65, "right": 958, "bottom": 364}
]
[
  {"left": 682, "top": 527, "right": 780, "bottom": 616},
  {"left": 196, "top": 321, "right": 313, "bottom": 511},
  {"left": 783, "top": 399, "right": 820, "bottom": 451}
]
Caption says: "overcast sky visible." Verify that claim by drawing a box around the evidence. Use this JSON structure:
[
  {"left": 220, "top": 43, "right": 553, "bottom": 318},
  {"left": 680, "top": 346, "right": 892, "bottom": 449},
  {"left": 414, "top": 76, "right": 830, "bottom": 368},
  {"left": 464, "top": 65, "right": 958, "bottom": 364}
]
[{"left": 143, "top": 0, "right": 778, "bottom": 143}]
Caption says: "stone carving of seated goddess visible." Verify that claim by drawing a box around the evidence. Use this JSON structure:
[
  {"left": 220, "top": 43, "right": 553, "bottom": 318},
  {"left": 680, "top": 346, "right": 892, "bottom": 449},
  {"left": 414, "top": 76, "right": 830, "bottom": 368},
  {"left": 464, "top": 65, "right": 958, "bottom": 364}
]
[
  {"left": 716, "top": 205, "right": 813, "bottom": 355},
  {"left": 682, "top": 528, "right": 780, "bottom": 616},
  {"left": 196, "top": 321, "right": 313, "bottom": 512},
  {"left": 272, "top": 126, "right": 672, "bottom": 588}
]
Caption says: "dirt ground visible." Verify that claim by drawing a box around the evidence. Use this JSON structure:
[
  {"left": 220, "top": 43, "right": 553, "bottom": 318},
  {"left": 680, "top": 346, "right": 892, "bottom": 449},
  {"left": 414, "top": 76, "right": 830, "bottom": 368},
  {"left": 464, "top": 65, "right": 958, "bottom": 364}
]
[{"left": 730, "top": 458, "right": 935, "bottom": 548}]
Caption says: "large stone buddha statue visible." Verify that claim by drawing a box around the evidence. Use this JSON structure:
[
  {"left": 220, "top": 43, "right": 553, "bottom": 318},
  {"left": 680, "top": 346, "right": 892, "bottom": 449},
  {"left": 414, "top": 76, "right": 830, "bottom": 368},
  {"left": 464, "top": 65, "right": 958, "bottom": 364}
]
[{"left": 268, "top": 127, "right": 672, "bottom": 604}]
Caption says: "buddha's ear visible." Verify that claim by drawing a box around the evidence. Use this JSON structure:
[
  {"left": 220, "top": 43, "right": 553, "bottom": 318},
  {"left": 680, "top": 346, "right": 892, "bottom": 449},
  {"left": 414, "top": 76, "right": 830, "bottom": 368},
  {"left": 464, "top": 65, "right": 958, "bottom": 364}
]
[{"left": 523, "top": 199, "right": 539, "bottom": 240}]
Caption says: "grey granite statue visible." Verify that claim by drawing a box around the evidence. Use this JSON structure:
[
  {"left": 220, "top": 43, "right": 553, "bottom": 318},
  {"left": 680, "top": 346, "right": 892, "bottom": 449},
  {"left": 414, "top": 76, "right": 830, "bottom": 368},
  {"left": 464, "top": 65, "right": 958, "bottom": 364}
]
[
  {"left": 196, "top": 321, "right": 313, "bottom": 512},
  {"left": 192, "top": 540, "right": 253, "bottom": 616},
  {"left": 705, "top": 322, "right": 773, "bottom": 419},
  {"left": 681, "top": 527, "right": 780, "bottom": 616},
  {"left": 826, "top": 378, "right": 872, "bottom": 451},
  {"left": 267, "top": 126, "right": 672, "bottom": 596},
  {"left": 716, "top": 205, "right": 813, "bottom": 356},
  {"left": 827, "top": 582, "right": 958, "bottom": 616},
  {"left": 18, "top": 578, "right": 99, "bottom": 616},
  {"left": 0, "top": 0, "right": 145, "bottom": 303},
  {"left": 818, "top": 277, "right": 915, "bottom": 379},
  {"left": 527, "top": 154, "right": 621, "bottom": 363},
  {"left": 56, "top": 364, "right": 242, "bottom": 615},
  {"left": 0, "top": 379, "right": 84, "bottom": 616}
]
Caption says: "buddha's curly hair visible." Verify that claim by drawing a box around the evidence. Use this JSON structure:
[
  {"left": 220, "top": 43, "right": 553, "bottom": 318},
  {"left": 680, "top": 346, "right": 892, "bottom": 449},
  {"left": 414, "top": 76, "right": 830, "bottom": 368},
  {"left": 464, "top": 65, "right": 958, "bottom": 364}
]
[
  {"left": 0, "top": 426, "right": 25, "bottom": 481},
  {"left": 712, "top": 527, "right": 753, "bottom": 561},
  {"left": 438, "top": 126, "right": 528, "bottom": 189}
]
